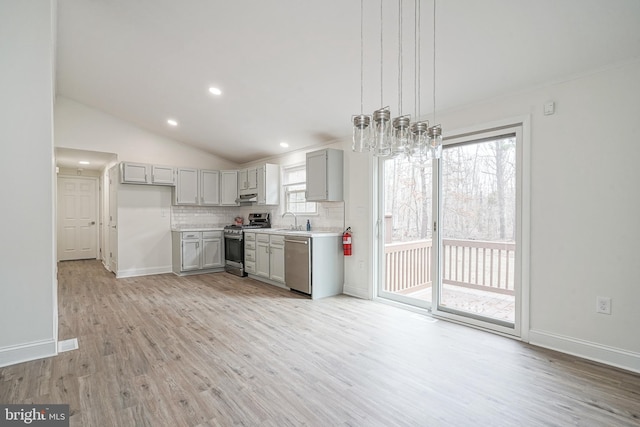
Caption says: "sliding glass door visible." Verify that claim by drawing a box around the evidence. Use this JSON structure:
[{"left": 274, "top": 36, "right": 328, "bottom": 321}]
[
  {"left": 434, "top": 128, "right": 521, "bottom": 334},
  {"left": 378, "top": 123, "right": 525, "bottom": 336},
  {"left": 377, "top": 155, "right": 433, "bottom": 309}
]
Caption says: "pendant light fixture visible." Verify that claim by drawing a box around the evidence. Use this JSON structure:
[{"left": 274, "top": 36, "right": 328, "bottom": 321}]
[{"left": 351, "top": 0, "right": 443, "bottom": 161}]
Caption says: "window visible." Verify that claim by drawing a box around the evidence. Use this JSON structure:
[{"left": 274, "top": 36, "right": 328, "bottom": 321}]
[{"left": 283, "top": 164, "right": 317, "bottom": 214}]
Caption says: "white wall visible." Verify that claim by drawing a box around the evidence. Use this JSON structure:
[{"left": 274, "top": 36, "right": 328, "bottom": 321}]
[
  {"left": 340, "top": 61, "right": 640, "bottom": 372},
  {"left": 116, "top": 183, "right": 173, "bottom": 277},
  {"left": 0, "top": 0, "right": 57, "bottom": 366},
  {"left": 55, "top": 96, "right": 238, "bottom": 170}
]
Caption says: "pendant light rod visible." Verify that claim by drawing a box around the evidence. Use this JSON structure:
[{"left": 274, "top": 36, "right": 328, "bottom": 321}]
[
  {"left": 360, "top": 0, "right": 365, "bottom": 113},
  {"left": 432, "top": 0, "right": 437, "bottom": 125},
  {"left": 380, "top": 0, "right": 384, "bottom": 107},
  {"left": 397, "top": 0, "right": 403, "bottom": 115},
  {"left": 415, "top": 0, "right": 421, "bottom": 118}
]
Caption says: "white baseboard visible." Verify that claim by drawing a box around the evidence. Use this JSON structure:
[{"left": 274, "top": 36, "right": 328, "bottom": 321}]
[
  {"left": 116, "top": 265, "right": 172, "bottom": 278},
  {"left": 57, "top": 338, "right": 78, "bottom": 353},
  {"left": 0, "top": 339, "right": 57, "bottom": 368},
  {"left": 342, "top": 283, "right": 370, "bottom": 300},
  {"left": 529, "top": 329, "right": 640, "bottom": 374}
]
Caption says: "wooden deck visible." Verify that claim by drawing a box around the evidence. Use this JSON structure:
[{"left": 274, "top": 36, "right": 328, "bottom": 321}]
[
  {"left": 402, "top": 284, "right": 515, "bottom": 322},
  {"left": 385, "top": 238, "right": 516, "bottom": 322}
]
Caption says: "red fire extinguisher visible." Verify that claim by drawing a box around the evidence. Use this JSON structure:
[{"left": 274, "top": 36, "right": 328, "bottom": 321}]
[{"left": 342, "top": 227, "right": 352, "bottom": 256}]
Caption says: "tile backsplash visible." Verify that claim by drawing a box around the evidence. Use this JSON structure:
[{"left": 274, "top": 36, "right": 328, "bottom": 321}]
[
  {"left": 171, "top": 206, "right": 238, "bottom": 228},
  {"left": 171, "top": 202, "right": 345, "bottom": 232}
]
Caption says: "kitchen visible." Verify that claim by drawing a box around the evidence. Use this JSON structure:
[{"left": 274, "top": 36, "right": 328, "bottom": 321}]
[
  {"left": 39, "top": 0, "right": 640, "bottom": 381},
  {"left": 56, "top": 104, "right": 348, "bottom": 299},
  {"left": 5, "top": 2, "right": 640, "bottom": 424}
]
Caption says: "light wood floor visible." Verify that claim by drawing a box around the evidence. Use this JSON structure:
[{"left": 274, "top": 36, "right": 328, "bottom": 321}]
[{"left": 1, "top": 260, "right": 639, "bottom": 426}]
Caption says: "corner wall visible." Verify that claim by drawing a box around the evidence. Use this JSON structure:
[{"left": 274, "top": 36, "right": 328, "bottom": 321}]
[{"left": 0, "top": 1, "right": 57, "bottom": 367}]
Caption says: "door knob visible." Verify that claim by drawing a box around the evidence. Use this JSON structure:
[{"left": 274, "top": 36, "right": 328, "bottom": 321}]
[{"left": 90, "top": 221, "right": 96, "bottom": 225}]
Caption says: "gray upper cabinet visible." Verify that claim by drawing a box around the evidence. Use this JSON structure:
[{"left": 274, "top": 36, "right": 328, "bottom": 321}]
[
  {"left": 175, "top": 168, "right": 199, "bottom": 205},
  {"left": 200, "top": 170, "right": 220, "bottom": 206},
  {"left": 238, "top": 167, "right": 258, "bottom": 195},
  {"left": 306, "top": 148, "right": 343, "bottom": 201},
  {"left": 151, "top": 165, "right": 175, "bottom": 185},
  {"left": 257, "top": 164, "right": 280, "bottom": 205},
  {"left": 121, "top": 162, "right": 176, "bottom": 186},
  {"left": 220, "top": 170, "right": 239, "bottom": 206},
  {"left": 121, "top": 162, "right": 148, "bottom": 184},
  {"left": 175, "top": 168, "right": 236, "bottom": 206}
]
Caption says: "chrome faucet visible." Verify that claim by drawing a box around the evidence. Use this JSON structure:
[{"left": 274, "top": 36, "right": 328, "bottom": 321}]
[{"left": 282, "top": 211, "right": 298, "bottom": 230}]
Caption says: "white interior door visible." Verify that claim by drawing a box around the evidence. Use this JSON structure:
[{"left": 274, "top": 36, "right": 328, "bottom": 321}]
[{"left": 57, "top": 176, "right": 98, "bottom": 261}]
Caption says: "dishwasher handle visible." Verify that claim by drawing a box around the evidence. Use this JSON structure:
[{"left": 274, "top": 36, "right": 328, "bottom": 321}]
[{"left": 284, "top": 239, "right": 309, "bottom": 245}]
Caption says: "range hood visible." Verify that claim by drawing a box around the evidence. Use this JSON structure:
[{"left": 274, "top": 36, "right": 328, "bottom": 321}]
[{"left": 236, "top": 193, "right": 257, "bottom": 204}]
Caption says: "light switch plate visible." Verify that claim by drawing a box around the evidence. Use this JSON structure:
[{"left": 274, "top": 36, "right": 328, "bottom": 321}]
[{"left": 544, "top": 101, "right": 555, "bottom": 115}]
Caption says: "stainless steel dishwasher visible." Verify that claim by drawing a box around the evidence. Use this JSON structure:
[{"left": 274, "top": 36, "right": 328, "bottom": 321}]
[{"left": 284, "top": 236, "right": 311, "bottom": 294}]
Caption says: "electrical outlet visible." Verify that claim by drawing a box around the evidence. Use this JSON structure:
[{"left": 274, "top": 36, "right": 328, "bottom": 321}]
[{"left": 596, "top": 296, "right": 612, "bottom": 315}]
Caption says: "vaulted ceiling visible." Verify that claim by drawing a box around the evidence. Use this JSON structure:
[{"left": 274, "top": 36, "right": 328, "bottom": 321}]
[{"left": 56, "top": 0, "right": 640, "bottom": 164}]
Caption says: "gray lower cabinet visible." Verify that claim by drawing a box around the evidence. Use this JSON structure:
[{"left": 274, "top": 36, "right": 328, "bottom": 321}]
[
  {"left": 252, "top": 233, "right": 285, "bottom": 283},
  {"left": 172, "top": 230, "right": 224, "bottom": 275},
  {"left": 247, "top": 232, "right": 343, "bottom": 299}
]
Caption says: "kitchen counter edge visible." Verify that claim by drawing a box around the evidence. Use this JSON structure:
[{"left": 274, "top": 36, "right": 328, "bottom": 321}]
[
  {"left": 171, "top": 226, "right": 225, "bottom": 232},
  {"left": 244, "top": 229, "right": 342, "bottom": 238}
]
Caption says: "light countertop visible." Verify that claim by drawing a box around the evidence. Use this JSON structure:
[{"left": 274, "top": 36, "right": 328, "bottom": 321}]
[
  {"left": 171, "top": 226, "right": 225, "bottom": 232},
  {"left": 171, "top": 226, "right": 341, "bottom": 237},
  {"left": 243, "top": 228, "right": 342, "bottom": 238}
]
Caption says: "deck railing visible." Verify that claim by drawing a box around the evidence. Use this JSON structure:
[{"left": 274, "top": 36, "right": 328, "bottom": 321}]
[
  {"left": 384, "top": 240, "right": 432, "bottom": 293},
  {"left": 384, "top": 239, "right": 515, "bottom": 295}
]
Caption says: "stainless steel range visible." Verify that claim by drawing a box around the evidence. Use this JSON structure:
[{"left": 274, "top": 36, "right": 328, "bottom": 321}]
[{"left": 223, "top": 213, "right": 271, "bottom": 277}]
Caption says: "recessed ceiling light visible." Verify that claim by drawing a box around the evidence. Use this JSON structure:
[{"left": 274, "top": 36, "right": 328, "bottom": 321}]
[
  {"left": 209, "top": 87, "right": 222, "bottom": 96},
  {"left": 279, "top": 142, "right": 289, "bottom": 148},
  {"left": 78, "top": 161, "right": 90, "bottom": 165},
  {"left": 167, "top": 119, "right": 178, "bottom": 127}
]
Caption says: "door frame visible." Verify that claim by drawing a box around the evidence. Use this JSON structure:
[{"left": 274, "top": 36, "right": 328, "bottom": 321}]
[
  {"left": 56, "top": 174, "right": 100, "bottom": 261},
  {"left": 432, "top": 118, "right": 530, "bottom": 339},
  {"left": 374, "top": 115, "right": 530, "bottom": 341}
]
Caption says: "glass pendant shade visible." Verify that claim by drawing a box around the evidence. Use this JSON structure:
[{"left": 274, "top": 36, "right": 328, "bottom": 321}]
[
  {"left": 352, "top": 114, "right": 371, "bottom": 152},
  {"left": 429, "top": 125, "right": 443, "bottom": 159},
  {"left": 392, "top": 115, "right": 411, "bottom": 157},
  {"left": 372, "top": 107, "right": 392, "bottom": 157},
  {"left": 408, "top": 121, "right": 430, "bottom": 166},
  {"left": 410, "top": 121, "right": 429, "bottom": 153}
]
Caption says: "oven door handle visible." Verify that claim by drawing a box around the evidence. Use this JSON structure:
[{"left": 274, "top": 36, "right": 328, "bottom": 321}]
[{"left": 224, "top": 234, "right": 243, "bottom": 240}]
